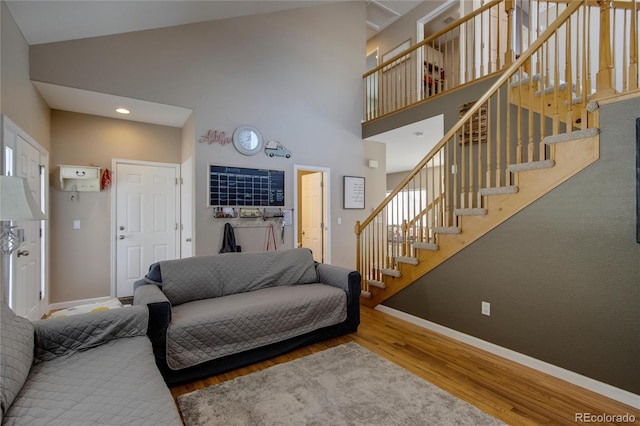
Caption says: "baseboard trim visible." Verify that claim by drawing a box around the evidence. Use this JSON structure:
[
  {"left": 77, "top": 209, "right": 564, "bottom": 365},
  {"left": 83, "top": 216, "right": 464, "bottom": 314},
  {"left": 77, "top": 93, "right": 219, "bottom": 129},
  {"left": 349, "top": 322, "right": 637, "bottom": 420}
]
[
  {"left": 48, "top": 296, "right": 115, "bottom": 311},
  {"left": 375, "top": 305, "right": 640, "bottom": 409}
]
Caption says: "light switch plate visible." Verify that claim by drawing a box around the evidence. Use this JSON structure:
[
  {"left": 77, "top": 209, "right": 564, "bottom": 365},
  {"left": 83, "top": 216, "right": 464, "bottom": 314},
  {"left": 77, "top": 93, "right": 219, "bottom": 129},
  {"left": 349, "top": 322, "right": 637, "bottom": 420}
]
[{"left": 73, "top": 220, "right": 81, "bottom": 230}]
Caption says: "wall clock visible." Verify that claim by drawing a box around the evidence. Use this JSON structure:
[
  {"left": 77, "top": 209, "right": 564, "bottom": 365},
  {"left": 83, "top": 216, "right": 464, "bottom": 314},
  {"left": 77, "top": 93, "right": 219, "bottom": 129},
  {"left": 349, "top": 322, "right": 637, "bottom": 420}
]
[{"left": 232, "top": 125, "right": 263, "bottom": 156}]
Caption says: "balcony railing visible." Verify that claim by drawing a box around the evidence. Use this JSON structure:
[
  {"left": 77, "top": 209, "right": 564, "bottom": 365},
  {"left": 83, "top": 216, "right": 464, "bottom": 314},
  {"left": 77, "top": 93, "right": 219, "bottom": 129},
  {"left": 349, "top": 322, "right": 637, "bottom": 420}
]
[
  {"left": 363, "top": 0, "right": 639, "bottom": 123},
  {"left": 356, "top": 0, "right": 639, "bottom": 302}
]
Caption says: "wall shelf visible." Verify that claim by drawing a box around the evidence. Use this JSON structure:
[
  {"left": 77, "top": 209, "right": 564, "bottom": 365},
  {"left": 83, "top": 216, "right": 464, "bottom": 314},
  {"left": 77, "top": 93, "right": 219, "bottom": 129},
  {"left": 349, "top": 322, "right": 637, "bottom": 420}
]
[{"left": 54, "top": 165, "right": 101, "bottom": 192}]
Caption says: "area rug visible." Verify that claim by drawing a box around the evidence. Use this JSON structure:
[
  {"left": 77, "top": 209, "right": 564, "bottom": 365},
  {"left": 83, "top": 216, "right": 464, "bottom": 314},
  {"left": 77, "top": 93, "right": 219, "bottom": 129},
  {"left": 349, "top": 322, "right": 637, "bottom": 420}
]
[{"left": 177, "top": 342, "right": 504, "bottom": 426}]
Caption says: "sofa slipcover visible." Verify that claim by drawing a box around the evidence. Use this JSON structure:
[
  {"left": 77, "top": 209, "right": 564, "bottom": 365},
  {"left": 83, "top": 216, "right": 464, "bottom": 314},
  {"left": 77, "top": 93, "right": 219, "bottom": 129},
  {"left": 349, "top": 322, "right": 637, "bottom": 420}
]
[
  {"left": 134, "top": 248, "right": 360, "bottom": 385},
  {"left": 0, "top": 303, "right": 181, "bottom": 426}
]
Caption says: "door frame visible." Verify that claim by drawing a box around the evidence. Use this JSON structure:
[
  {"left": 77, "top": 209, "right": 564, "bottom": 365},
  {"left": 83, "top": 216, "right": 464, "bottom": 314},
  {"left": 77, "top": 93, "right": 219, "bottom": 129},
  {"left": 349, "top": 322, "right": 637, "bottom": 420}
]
[
  {"left": 110, "top": 158, "right": 180, "bottom": 297},
  {"left": 293, "top": 165, "right": 330, "bottom": 264},
  {"left": 1, "top": 115, "right": 49, "bottom": 316},
  {"left": 416, "top": 0, "right": 460, "bottom": 93},
  {"left": 180, "top": 157, "right": 194, "bottom": 258}
]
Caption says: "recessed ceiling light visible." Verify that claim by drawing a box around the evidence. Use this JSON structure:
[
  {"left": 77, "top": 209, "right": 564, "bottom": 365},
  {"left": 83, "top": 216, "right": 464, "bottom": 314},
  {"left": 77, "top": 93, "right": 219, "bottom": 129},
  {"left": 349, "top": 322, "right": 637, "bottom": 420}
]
[{"left": 115, "top": 108, "right": 130, "bottom": 115}]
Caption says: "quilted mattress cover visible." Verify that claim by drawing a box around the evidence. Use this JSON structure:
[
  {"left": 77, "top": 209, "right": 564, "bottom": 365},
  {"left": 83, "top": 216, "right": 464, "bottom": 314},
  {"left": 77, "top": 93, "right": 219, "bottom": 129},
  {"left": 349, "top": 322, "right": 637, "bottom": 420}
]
[
  {"left": 2, "top": 336, "right": 181, "bottom": 426},
  {"left": 167, "top": 283, "right": 347, "bottom": 370}
]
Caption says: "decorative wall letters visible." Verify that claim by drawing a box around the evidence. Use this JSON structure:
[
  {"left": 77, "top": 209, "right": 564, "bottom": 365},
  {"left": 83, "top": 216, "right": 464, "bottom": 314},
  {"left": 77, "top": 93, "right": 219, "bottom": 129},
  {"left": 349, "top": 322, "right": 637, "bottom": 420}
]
[{"left": 199, "top": 130, "right": 232, "bottom": 146}]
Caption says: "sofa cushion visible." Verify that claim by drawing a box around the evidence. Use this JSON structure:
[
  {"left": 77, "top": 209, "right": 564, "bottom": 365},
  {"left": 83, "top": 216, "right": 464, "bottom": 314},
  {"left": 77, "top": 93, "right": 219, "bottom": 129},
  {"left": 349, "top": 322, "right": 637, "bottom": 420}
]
[
  {"left": 160, "top": 248, "right": 318, "bottom": 306},
  {"left": 219, "top": 248, "right": 318, "bottom": 295},
  {"left": 166, "top": 283, "right": 346, "bottom": 369},
  {"left": 158, "top": 256, "right": 225, "bottom": 306},
  {"left": 2, "top": 336, "right": 181, "bottom": 426},
  {"left": 0, "top": 303, "right": 34, "bottom": 419},
  {"left": 33, "top": 306, "right": 149, "bottom": 363}
]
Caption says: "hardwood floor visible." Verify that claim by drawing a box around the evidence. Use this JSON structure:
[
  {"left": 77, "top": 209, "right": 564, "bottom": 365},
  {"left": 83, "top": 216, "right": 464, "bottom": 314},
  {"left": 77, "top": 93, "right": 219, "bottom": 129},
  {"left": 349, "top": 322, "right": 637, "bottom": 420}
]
[{"left": 170, "top": 306, "right": 640, "bottom": 425}]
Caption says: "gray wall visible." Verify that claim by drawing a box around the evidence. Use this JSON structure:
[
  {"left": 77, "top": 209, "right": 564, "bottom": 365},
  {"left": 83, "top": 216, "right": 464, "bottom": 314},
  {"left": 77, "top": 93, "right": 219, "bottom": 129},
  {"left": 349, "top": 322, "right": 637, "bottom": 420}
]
[
  {"left": 29, "top": 2, "right": 385, "bottom": 288},
  {"left": 385, "top": 97, "right": 640, "bottom": 394},
  {"left": 1, "top": 1, "right": 50, "bottom": 149}
]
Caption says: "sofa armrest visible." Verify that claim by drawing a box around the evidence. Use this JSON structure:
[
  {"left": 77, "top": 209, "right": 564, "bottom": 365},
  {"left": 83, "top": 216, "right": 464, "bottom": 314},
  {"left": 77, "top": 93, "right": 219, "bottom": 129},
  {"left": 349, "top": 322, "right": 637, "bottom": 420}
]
[
  {"left": 133, "top": 281, "right": 170, "bottom": 305},
  {"left": 33, "top": 305, "right": 148, "bottom": 363},
  {"left": 133, "top": 282, "right": 172, "bottom": 363},
  {"left": 316, "top": 264, "right": 361, "bottom": 304}
]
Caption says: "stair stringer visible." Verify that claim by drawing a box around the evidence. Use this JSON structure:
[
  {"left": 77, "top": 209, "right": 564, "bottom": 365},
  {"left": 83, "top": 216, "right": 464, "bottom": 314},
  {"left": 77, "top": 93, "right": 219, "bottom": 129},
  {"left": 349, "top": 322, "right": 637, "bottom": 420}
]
[{"left": 360, "top": 134, "right": 600, "bottom": 308}]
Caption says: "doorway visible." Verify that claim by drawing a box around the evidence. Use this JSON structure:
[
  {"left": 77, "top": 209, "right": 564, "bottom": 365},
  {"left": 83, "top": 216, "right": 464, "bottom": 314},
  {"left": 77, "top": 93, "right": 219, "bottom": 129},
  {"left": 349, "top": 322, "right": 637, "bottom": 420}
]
[
  {"left": 2, "top": 115, "right": 48, "bottom": 320},
  {"left": 294, "top": 165, "right": 330, "bottom": 264},
  {"left": 111, "top": 159, "right": 180, "bottom": 297}
]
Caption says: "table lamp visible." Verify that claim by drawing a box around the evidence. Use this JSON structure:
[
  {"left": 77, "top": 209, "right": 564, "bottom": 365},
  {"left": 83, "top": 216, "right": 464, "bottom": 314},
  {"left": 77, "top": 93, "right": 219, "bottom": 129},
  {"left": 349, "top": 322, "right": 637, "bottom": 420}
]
[{"left": 0, "top": 176, "right": 46, "bottom": 255}]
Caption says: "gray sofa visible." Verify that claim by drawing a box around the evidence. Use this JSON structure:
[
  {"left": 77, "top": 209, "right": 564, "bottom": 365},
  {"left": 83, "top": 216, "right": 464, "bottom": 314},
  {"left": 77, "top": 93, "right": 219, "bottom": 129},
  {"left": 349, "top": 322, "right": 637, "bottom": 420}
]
[
  {"left": 0, "top": 302, "right": 181, "bottom": 426},
  {"left": 133, "top": 248, "right": 360, "bottom": 385}
]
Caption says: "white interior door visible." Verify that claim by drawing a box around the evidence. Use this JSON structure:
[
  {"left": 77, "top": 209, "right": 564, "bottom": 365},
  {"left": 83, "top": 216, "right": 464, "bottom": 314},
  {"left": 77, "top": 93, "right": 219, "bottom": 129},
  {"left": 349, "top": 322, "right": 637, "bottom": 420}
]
[
  {"left": 301, "top": 172, "right": 324, "bottom": 262},
  {"left": 180, "top": 157, "right": 193, "bottom": 258},
  {"left": 115, "top": 162, "right": 179, "bottom": 297},
  {"left": 15, "top": 136, "right": 43, "bottom": 320}
]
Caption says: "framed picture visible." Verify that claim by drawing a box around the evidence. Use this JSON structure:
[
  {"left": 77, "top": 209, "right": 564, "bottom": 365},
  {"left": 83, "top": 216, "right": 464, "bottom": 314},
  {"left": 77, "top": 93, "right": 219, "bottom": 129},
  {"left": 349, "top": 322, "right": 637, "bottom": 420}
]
[{"left": 344, "top": 176, "right": 365, "bottom": 209}]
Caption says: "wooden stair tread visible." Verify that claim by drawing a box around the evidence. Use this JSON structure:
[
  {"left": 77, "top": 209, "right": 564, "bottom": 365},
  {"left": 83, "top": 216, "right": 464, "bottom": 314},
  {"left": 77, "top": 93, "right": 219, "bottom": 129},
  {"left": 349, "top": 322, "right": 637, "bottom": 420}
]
[
  {"left": 543, "top": 128, "right": 599, "bottom": 144},
  {"left": 454, "top": 208, "right": 487, "bottom": 216},
  {"left": 396, "top": 256, "right": 419, "bottom": 265},
  {"left": 508, "top": 159, "right": 555, "bottom": 173},
  {"left": 480, "top": 186, "right": 519, "bottom": 196},
  {"left": 380, "top": 268, "right": 401, "bottom": 278},
  {"left": 367, "top": 280, "right": 386, "bottom": 289},
  {"left": 360, "top": 132, "right": 600, "bottom": 308},
  {"left": 413, "top": 242, "right": 439, "bottom": 251},
  {"left": 432, "top": 226, "right": 461, "bottom": 234}
]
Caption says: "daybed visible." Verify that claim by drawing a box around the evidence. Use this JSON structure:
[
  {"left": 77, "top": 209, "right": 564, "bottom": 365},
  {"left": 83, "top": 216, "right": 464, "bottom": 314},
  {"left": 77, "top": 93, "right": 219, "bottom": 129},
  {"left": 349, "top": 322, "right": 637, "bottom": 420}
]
[
  {"left": 133, "top": 248, "right": 360, "bottom": 386},
  {"left": 0, "top": 303, "right": 181, "bottom": 426}
]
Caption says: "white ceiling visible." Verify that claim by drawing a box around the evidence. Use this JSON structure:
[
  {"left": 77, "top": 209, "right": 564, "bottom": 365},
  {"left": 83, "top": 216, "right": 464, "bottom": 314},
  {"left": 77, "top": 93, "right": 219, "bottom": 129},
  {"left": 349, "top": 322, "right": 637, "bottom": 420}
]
[
  {"left": 33, "top": 82, "right": 193, "bottom": 128},
  {"left": 364, "top": 115, "right": 444, "bottom": 174},
  {"left": 5, "top": 0, "right": 422, "bottom": 46},
  {"left": 7, "top": 0, "right": 431, "bottom": 172}
]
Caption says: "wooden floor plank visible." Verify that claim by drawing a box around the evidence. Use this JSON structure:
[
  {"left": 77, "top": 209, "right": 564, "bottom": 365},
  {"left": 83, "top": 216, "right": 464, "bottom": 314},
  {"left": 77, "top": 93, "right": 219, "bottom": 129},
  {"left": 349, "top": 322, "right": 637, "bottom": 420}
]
[{"left": 170, "top": 306, "right": 640, "bottom": 425}]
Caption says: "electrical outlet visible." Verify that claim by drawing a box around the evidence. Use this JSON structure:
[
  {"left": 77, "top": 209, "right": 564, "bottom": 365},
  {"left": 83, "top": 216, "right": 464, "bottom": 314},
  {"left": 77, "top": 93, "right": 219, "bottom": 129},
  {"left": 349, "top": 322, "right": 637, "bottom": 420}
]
[{"left": 481, "top": 301, "right": 491, "bottom": 316}]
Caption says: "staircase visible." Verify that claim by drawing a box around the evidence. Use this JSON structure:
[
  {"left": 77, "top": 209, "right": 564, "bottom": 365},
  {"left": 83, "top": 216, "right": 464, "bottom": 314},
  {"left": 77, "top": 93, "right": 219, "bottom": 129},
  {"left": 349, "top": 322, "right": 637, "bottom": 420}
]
[
  {"left": 360, "top": 127, "right": 600, "bottom": 306},
  {"left": 357, "top": 0, "right": 638, "bottom": 307}
]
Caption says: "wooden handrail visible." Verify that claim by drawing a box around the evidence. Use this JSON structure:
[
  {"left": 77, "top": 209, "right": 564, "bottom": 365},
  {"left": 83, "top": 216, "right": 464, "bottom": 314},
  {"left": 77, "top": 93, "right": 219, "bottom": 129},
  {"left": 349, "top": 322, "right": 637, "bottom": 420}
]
[
  {"left": 363, "top": 0, "right": 503, "bottom": 80},
  {"left": 363, "top": 0, "right": 639, "bottom": 123},
  {"left": 358, "top": 0, "right": 637, "bottom": 302},
  {"left": 407, "top": 194, "right": 444, "bottom": 228},
  {"left": 358, "top": 1, "right": 584, "bottom": 233}
]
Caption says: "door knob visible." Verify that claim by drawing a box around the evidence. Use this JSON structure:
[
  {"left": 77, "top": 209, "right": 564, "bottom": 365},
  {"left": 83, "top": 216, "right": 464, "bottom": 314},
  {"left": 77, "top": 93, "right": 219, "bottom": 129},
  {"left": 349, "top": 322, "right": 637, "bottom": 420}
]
[
  {"left": 118, "top": 235, "right": 125, "bottom": 240},
  {"left": 119, "top": 226, "right": 125, "bottom": 230},
  {"left": 186, "top": 238, "right": 192, "bottom": 242},
  {"left": 17, "top": 250, "right": 30, "bottom": 257}
]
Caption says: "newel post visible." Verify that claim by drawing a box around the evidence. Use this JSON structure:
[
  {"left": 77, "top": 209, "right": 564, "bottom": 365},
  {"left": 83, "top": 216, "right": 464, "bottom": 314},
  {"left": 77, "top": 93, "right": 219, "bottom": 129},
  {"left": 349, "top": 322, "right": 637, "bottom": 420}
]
[
  {"left": 595, "top": 0, "right": 616, "bottom": 98},
  {"left": 504, "top": 0, "right": 515, "bottom": 68},
  {"left": 630, "top": 0, "right": 638, "bottom": 90}
]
